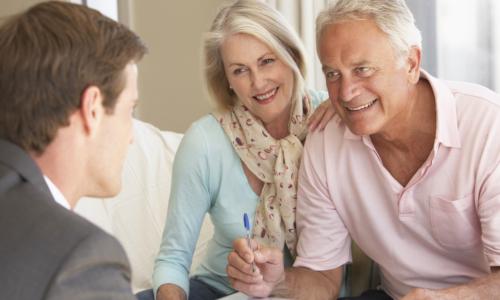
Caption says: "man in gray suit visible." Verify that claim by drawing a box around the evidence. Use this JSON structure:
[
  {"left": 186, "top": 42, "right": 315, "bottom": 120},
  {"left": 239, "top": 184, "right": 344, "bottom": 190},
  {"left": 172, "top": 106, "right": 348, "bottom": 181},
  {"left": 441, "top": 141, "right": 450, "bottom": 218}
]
[{"left": 0, "top": 2, "right": 147, "bottom": 299}]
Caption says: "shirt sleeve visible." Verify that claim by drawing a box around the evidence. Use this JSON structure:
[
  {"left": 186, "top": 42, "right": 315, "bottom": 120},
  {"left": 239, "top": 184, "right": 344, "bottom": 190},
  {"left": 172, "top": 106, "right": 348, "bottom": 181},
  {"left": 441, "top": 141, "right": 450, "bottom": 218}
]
[
  {"left": 294, "top": 131, "right": 352, "bottom": 270},
  {"left": 153, "top": 122, "right": 212, "bottom": 297},
  {"left": 479, "top": 159, "right": 500, "bottom": 267}
]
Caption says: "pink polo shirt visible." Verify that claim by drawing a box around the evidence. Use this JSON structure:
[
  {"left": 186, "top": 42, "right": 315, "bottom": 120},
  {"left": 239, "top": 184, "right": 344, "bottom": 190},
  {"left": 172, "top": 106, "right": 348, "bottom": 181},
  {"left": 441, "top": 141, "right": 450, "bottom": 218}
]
[{"left": 294, "top": 71, "right": 500, "bottom": 299}]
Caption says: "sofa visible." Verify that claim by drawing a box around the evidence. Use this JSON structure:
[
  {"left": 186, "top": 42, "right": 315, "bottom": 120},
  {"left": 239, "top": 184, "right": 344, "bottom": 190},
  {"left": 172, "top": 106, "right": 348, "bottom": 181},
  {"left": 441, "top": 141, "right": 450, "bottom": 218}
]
[
  {"left": 75, "top": 119, "right": 378, "bottom": 296},
  {"left": 75, "top": 119, "right": 214, "bottom": 293}
]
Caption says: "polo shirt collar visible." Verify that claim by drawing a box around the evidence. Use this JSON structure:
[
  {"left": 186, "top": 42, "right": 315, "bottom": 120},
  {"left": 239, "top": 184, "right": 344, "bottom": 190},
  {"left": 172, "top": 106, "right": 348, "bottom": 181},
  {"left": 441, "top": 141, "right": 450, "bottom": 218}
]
[
  {"left": 341, "top": 70, "right": 461, "bottom": 149},
  {"left": 422, "top": 70, "right": 461, "bottom": 148}
]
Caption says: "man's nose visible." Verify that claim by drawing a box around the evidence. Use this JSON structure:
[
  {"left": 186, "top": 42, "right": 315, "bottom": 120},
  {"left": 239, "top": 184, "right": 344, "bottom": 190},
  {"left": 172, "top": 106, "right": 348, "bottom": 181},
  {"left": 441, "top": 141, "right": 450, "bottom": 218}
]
[{"left": 339, "top": 76, "right": 360, "bottom": 102}]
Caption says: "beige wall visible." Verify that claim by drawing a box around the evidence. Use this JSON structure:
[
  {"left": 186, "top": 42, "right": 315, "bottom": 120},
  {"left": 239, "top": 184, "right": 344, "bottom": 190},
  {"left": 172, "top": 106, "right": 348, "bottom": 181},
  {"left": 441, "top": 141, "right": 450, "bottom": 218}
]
[
  {"left": 131, "top": 1, "right": 226, "bottom": 132},
  {"left": 0, "top": 0, "right": 42, "bottom": 17},
  {"left": 0, "top": 0, "right": 226, "bottom": 133}
]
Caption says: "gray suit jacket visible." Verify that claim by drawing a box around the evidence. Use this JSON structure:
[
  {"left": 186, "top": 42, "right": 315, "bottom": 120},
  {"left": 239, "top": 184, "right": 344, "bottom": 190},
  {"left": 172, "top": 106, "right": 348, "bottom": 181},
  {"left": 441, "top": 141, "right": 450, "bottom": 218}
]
[{"left": 0, "top": 139, "right": 137, "bottom": 300}]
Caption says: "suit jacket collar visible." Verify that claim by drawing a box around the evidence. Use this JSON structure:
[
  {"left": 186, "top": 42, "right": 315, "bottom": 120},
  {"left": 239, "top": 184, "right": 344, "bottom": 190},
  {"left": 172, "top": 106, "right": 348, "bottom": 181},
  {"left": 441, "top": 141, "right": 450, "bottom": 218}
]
[{"left": 0, "top": 139, "right": 50, "bottom": 195}]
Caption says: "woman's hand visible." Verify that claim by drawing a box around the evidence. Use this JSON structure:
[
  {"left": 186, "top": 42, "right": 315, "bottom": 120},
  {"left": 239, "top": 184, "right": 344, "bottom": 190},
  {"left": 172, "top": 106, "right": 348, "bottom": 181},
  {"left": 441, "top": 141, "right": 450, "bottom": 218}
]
[
  {"left": 308, "top": 99, "right": 336, "bottom": 132},
  {"left": 227, "top": 238, "right": 285, "bottom": 298}
]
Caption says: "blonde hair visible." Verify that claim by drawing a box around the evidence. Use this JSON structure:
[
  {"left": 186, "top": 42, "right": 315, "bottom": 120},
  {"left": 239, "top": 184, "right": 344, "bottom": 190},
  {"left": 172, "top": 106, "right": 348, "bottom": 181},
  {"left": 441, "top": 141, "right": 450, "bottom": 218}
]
[
  {"left": 317, "top": 0, "right": 421, "bottom": 62},
  {"left": 204, "top": 0, "right": 307, "bottom": 109}
]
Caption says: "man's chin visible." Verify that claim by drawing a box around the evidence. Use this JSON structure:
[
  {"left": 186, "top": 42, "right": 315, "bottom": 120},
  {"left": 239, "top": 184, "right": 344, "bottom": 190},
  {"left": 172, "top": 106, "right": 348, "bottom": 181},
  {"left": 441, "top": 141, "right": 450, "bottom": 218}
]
[
  {"left": 347, "top": 124, "right": 377, "bottom": 136},
  {"left": 103, "top": 182, "right": 122, "bottom": 199},
  {"left": 87, "top": 181, "right": 122, "bottom": 199}
]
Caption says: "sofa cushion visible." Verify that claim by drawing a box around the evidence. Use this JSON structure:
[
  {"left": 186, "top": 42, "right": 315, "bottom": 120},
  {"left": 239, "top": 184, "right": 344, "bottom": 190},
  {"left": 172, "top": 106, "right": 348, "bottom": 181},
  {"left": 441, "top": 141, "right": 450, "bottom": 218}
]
[{"left": 75, "top": 119, "right": 214, "bottom": 293}]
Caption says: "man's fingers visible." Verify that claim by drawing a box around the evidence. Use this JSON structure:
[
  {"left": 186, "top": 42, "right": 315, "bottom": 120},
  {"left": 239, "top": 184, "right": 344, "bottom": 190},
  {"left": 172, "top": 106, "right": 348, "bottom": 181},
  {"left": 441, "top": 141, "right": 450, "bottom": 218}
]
[
  {"left": 318, "top": 108, "right": 336, "bottom": 131},
  {"left": 308, "top": 99, "right": 337, "bottom": 132},
  {"left": 308, "top": 105, "right": 327, "bottom": 131}
]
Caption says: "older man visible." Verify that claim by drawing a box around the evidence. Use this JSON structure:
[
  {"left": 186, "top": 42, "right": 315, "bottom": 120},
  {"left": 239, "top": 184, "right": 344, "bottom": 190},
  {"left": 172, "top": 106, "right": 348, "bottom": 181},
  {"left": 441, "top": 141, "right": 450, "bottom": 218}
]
[
  {"left": 227, "top": 0, "right": 500, "bottom": 299},
  {"left": 0, "top": 2, "right": 147, "bottom": 299}
]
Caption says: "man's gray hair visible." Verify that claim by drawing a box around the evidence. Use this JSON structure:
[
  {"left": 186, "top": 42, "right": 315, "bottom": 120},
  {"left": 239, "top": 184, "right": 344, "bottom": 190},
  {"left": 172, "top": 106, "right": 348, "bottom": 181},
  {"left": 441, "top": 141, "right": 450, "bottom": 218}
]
[{"left": 316, "top": 0, "right": 422, "bottom": 59}]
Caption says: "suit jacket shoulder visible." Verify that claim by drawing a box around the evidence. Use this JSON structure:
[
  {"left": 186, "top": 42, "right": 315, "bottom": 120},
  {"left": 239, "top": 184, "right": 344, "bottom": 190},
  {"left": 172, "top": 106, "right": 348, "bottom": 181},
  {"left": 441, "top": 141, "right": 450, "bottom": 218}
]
[
  {"left": 0, "top": 140, "right": 135, "bottom": 300},
  {"left": 44, "top": 223, "right": 136, "bottom": 300}
]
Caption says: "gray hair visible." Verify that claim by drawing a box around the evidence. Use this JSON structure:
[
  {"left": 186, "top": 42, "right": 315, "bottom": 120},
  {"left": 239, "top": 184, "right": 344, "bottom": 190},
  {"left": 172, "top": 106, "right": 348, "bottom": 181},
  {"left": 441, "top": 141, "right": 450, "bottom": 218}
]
[
  {"left": 316, "top": 0, "right": 422, "bottom": 60},
  {"left": 204, "top": 0, "right": 307, "bottom": 109}
]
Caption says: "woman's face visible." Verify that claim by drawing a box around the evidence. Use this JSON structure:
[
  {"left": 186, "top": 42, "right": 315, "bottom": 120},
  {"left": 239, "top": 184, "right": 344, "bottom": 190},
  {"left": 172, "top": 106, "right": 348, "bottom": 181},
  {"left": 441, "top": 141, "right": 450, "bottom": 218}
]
[{"left": 221, "top": 33, "right": 295, "bottom": 129}]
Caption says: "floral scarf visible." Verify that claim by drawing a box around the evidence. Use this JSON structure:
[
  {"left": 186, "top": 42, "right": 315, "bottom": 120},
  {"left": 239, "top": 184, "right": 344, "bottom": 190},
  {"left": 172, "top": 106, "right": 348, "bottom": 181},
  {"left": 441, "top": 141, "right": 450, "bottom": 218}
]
[{"left": 213, "top": 95, "right": 312, "bottom": 256}]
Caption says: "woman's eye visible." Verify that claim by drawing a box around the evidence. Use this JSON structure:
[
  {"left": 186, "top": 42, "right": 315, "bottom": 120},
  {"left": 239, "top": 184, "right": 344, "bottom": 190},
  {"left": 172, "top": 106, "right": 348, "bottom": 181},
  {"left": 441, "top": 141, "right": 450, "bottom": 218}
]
[
  {"left": 233, "top": 67, "right": 246, "bottom": 75},
  {"left": 262, "top": 58, "right": 275, "bottom": 65}
]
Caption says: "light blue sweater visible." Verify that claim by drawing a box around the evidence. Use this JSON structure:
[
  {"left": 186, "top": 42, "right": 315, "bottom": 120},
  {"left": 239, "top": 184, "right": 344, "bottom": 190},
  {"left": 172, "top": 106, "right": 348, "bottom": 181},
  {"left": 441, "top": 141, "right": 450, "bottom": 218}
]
[{"left": 153, "top": 90, "right": 327, "bottom": 296}]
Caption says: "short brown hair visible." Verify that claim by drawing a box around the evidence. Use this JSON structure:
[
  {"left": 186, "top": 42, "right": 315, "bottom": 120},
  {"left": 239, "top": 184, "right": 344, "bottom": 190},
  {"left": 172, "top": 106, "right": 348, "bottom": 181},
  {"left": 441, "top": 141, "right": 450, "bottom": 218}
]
[{"left": 0, "top": 1, "right": 147, "bottom": 154}]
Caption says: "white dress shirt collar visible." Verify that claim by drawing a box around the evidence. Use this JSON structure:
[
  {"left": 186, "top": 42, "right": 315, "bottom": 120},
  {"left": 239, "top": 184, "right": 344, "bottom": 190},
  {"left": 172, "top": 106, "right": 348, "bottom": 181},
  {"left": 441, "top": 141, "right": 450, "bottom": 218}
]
[{"left": 43, "top": 175, "right": 70, "bottom": 210}]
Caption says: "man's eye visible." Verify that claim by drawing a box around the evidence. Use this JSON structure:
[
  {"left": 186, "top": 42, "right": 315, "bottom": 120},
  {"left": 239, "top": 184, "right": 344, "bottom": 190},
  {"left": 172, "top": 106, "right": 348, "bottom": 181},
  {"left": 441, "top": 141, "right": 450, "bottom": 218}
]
[
  {"left": 325, "top": 70, "right": 340, "bottom": 81},
  {"left": 356, "top": 67, "right": 374, "bottom": 76}
]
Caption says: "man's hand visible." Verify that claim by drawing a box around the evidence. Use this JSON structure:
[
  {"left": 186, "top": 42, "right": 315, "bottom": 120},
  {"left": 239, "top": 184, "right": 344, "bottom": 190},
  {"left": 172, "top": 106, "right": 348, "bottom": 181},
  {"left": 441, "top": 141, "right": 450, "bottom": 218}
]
[
  {"left": 227, "top": 238, "right": 285, "bottom": 298},
  {"left": 308, "top": 98, "right": 336, "bottom": 132}
]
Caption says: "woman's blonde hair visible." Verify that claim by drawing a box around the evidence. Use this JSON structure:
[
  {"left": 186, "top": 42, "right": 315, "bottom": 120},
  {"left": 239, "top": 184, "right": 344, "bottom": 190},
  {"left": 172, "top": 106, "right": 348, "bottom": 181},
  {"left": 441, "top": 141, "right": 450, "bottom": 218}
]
[{"left": 204, "top": 0, "right": 307, "bottom": 110}]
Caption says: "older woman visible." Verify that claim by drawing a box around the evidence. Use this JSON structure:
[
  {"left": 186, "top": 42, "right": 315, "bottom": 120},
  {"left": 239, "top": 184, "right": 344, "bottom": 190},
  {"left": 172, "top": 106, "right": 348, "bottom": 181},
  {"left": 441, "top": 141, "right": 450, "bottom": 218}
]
[{"left": 151, "top": 1, "right": 332, "bottom": 300}]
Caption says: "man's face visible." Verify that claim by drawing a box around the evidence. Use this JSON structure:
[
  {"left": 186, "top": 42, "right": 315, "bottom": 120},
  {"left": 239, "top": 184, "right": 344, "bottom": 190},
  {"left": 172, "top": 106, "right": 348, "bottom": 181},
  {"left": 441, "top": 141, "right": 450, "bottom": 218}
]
[
  {"left": 318, "top": 19, "right": 416, "bottom": 136},
  {"left": 91, "top": 62, "right": 138, "bottom": 197}
]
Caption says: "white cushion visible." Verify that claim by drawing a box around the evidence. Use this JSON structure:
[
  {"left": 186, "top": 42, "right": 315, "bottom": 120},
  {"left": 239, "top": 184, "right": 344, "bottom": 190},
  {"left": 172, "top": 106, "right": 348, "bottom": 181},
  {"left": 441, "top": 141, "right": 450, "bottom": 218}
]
[{"left": 75, "top": 119, "right": 214, "bottom": 293}]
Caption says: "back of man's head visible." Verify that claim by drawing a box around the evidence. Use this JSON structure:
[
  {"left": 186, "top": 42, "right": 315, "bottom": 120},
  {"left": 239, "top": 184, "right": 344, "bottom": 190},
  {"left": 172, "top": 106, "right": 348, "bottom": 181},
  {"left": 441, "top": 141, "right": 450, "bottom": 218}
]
[{"left": 0, "top": 1, "right": 147, "bottom": 154}]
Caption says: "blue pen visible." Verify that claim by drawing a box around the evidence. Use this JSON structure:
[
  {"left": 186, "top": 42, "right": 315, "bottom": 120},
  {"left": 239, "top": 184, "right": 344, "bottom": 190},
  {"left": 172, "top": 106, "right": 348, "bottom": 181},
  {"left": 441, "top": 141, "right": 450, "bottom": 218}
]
[{"left": 243, "top": 213, "right": 256, "bottom": 272}]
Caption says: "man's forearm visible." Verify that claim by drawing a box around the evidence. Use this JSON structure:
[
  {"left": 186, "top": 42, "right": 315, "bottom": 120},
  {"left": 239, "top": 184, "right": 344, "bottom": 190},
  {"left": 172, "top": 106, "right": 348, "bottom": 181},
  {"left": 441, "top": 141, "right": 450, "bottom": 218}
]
[
  {"left": 436, "top": 267, "right": 500, "bottom": 299},
  {"left": 272, "top": 266, "right": 342, "bottom": 300},
  {"left": 156, "top": 283, "right": 186, "bottom": 300},
  {"left": 405, "top": 267, "right": 500, "bottom": 300}
]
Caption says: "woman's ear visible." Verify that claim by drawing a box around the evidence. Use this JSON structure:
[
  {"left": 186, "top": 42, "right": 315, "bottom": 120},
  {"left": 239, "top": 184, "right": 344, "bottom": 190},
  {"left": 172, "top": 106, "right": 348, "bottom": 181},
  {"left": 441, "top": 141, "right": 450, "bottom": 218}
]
[{"left": 79, "top": 85, "right": 104, "bottom": 136}]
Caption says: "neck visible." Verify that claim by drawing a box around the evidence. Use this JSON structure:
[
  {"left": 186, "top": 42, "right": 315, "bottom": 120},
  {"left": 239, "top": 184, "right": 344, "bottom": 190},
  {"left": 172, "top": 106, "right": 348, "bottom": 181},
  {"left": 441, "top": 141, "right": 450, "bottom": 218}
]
[
  {"left": 32, "top": 131, "right": 86, "bottom": 209},
  {"left": 265, "top": 121, "right": 289, "bottom": 139},
  {"left": 263, "top": 104, "right": 291, "bottom": 140},
  {"left": 372, "top": 79, "right": 436, "bottom": 153}
]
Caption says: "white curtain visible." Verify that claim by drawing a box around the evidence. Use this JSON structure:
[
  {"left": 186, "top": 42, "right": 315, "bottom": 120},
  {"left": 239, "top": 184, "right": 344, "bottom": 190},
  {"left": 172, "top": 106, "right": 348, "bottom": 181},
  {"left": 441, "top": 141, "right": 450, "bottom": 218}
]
[
  {"left": 495, "top": 1, "right": 500, "bottom": 91},
  {"left": 436, "top": 0, "right": 500, "bottom": 91},
  {"left": 266, "top": 0, "right": 328, "bottom": 91},
  {"left": 269, "top": 0, "right": 500, "bottom": 93},
  {"left": 77, "top": 0, "right": 119, "bottom": 21}
]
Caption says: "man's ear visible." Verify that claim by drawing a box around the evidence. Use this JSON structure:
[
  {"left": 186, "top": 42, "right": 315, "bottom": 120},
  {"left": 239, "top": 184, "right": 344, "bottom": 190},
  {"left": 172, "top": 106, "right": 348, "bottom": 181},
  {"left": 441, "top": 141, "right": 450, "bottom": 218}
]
[
  {"left": 406, "top": 46, "right": 421, "bottom": 84},
  {"left": 79, "top": 85, "right": 104, "bottom": 136}
]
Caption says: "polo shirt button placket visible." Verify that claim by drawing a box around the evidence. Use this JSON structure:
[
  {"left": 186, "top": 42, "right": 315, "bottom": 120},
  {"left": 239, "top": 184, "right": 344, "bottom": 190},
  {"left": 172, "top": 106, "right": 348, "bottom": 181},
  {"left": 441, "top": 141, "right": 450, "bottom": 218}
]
[{"left": 398, "top": 188, "right": 415, "bottom": 217}]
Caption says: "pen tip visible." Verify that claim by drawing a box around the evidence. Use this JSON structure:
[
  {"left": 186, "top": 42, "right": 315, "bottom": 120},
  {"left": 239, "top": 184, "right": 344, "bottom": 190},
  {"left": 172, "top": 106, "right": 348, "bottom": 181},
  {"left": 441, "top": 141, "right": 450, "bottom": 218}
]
[{"left": 243, "top": 213, "right": 249, "bottom": 229}]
